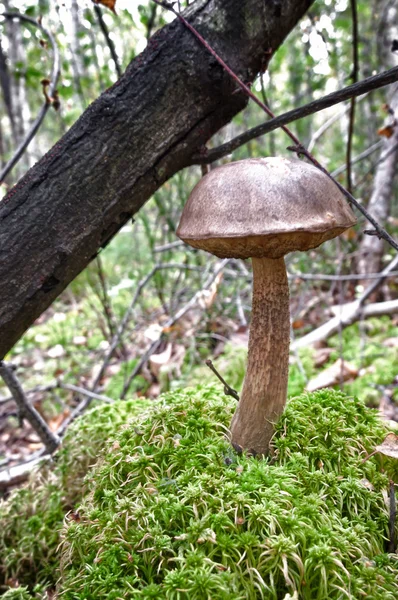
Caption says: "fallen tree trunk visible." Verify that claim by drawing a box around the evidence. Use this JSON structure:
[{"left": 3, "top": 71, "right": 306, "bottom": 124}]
[{"left": 0, "top": 0, "right": 314, "bottom": 359}]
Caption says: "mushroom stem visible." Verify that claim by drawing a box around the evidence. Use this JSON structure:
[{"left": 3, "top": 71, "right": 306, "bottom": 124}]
[{"left": 230, "top": 256, "right": 290, "bottom": 456}]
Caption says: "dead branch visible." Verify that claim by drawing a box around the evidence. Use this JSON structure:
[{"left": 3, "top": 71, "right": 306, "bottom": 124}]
[
  {"left": 0, "top": 362, "right": 60, "bottom": 453},
  {"left": 191, "top": 67, "right": 398, "bottom": 165}
]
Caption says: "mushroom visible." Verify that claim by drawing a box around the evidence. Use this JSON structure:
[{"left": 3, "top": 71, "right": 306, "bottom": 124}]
[{"left": 177, "top": 157, "right": 356, "bottom": 456}]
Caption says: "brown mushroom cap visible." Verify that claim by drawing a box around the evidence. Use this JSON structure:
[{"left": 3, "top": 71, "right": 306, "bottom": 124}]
[{"left": 177, "top": 157, "right": 357, "bottom": 259}]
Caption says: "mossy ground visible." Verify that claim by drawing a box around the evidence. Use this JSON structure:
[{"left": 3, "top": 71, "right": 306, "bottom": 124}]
[
  {"left": 56, "top": 386, "right": 398, "bottom": 599},
  {"left": 0, "top": 398, "right": 150, "bottom": 595}
]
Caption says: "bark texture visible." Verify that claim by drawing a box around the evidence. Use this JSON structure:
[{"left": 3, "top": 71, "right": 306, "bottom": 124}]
[
  {"left": 0, "top": 0, "right": 314, "bottom": 359},
  {"left": 230, "top": 257, "right": 290, "bottom": 456}
]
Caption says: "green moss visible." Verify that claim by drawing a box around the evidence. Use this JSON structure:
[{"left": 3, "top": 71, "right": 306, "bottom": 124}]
[
  {"left": 58, "top": 386, "right": 398, "bottom": 599},
  {"left": 0, "top": 398, "right": 150, "bottom": 593},
  {"left": 1, "top": 587, "right": 33, "bottom": 600}
]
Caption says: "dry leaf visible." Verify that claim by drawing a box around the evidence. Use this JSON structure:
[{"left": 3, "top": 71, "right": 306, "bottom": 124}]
[
  {"left": 197, "top": 272, "right": 223, "bottom": 309},
  {"left": 149, "top": 343, "right": 173, "bottom": 379},
  {"left": 306, "top": 359, "right": 358, "bottom": 392},
  {"left": 292, "top": 318, "right": 305, "bottom": 330},
  {"left": 93, "top": 0, "right": 117, "bottom": 14},
  {"left": 375, "top": 432, "right": 398, "bottom": 459},
  {"left": 377, "top": 124, "right": 395, "bottom": 138},
  {"left": 383, "top": 337, "right": 398, "bottom": 348},
  {"left": 48, "top": 409, "right": 70, "bottom": 431}
]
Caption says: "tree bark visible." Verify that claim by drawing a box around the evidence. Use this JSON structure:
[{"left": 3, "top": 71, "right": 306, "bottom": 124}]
[{"left": 0, "top": 0, "right": 314, "bottom": 359}]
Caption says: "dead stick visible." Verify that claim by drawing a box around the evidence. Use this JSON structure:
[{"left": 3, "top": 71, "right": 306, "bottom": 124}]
[
  {"left": 0, "top": 361, "right": 60, "bottom": 453},
  {"left": 205, "top": 359, "right": 240, "bottom": 401}
]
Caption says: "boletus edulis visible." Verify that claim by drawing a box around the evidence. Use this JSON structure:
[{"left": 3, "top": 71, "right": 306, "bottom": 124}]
[{"left": 177, "top": 157, "right": 357, "bottom": 456}]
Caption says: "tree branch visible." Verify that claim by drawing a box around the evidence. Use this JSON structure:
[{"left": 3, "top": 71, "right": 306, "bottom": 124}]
[
  {"left": 93, "top": 5, "right": 122, "bottom": 79},
  {"left": 0, "top": 361, "right": 60, "bottom": 453},
  {"left": 192, "top": 67, "right": 398, "bottom": 164},
  {"left": 345, "top": 0, "right": 359, "bottom": 192}
]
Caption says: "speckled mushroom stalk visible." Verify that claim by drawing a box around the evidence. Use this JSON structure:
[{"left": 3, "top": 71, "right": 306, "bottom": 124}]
[{"left": 230, "top": 257, "right": 290, "bottom": 455}]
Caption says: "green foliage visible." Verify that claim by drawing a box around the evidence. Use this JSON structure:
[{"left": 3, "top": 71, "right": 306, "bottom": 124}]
[
  {"left": 0, "top": 398, "right": 150, "bottom": 592},
  {"left": 58, "top": 386, "right": 397, "bottom": 599},
  {"left": 1, "top": 587, "right": 33, "bottom": 600}
]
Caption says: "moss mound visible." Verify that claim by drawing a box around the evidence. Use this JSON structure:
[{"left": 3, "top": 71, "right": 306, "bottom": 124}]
[
  {"left": 0, "top": 587, "right": 34, "bottom": 600},
  {"left": 0, "top": 398, "right": 150, "bottom": 594},
  {"left": 58, "top": 387, "right": 398, "bottom": 599}
]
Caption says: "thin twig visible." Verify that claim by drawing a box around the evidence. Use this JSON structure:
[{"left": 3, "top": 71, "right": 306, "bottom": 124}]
[
  {"left": 331, "top": 141, "right": 383, "bottom": 177},
  {"left": 94, "top": 255, "right": 117, "bottom": 338},
  {"left": 59, "top": 381, "right": 114, "bottom": 403},
  {"left": 93, "top": 4, "right": 122, "bottom": 78},
  {"left": 0, "top": 380, "right": 114, "bottom": 405},
  {"left": 0, "top": 12, "right": 60, "bottom": 183},
  {"left": 145, "top": 2, "right": 158, "bottom": 40},
  {"left": 205, "top": 359, "right": 240, "bottom": 401},
  {"left": 346, "top": 0, "right": 359, "bottom": 192},
  {"left": 308, "top": 99, "right": 358, "bottom": 153},
  {"left": 154, "top": 240, "right": 185, "bottom": 253},
  {"left": 0, "top": 361, "right": 60, "bottom": 453}
]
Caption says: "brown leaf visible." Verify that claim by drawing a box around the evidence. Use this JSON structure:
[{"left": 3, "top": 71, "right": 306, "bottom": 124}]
[
  {"left": 381, "top": 103, "right": 394, "bottom": 115},
  {"left": 377, "top": 124, "right": 395, "bottom": 138},
  {"left": 48, "top": 408, "right": 70, "bottom": 431},
  {"left": 292, "top": 318, "right": 305, "bottom": 330},
  {"left": 93, "top": 0, "right": 117, "bottom": 14},
  {"left": 375, "top": 433, "right": 398, "bottom": 460}
]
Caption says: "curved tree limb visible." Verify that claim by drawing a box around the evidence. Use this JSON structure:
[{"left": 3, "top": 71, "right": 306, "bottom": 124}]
[{"left": 0, "top": 12, "right": 60, "bottom": 183}]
